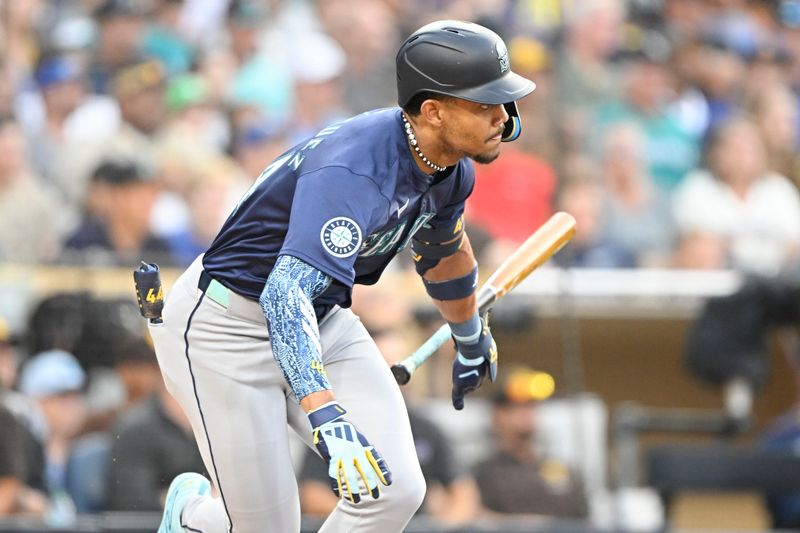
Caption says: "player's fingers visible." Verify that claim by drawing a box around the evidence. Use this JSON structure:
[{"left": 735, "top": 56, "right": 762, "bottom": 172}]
[
  {"left": 365, "top": 448, "right": 392, "bottom": 486},
  {"left": 339, "top": 461, "right": 360, "bottom": 504},
  {"left": 452, "top": 384, "right": 466, "bottom": 410},
  {"left": 329, "top": 477, "right": 341, "bottom": 499},
  {"left": 353, "top": 457, "right": 380, "bottom": 499},
  {"left": 452, "top": 393, "right": 464, "bottom": 410},
  {"left": 340, "top": 456, "right": 367, "bottom": 501},
  {"left": 487, "top": 340, "right": 498, "bottom": 382}
]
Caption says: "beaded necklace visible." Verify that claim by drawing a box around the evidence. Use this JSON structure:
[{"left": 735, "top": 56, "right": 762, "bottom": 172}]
[{"left": 401, "top": 113, "right": 447, "bottom": 172}]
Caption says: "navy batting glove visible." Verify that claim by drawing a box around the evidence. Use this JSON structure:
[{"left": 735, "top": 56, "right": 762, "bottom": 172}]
[
  {"left": 451, "top": 319, "right": 498, "bottom": 410},
  {"left": 308, "top": 402, "right": 392, "bottom": 504}
]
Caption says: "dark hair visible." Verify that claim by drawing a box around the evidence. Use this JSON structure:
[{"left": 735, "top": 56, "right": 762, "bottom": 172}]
[
  {"left": 401, "top": 91, "right": 449, "bottom": 116},
  {"left": 114, "top": 336, "right": 157, "bottom": 366},
  {"left": 91, "top": 159, "right": 146, "bottom": 186}
]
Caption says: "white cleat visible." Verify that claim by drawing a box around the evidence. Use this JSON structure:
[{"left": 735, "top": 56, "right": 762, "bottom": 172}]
[{"left": 158, "top": 472, "right": 210, "bottom": 533}]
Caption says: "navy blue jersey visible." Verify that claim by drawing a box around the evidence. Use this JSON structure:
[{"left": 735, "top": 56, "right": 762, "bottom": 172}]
[{"left": 203, "top": 108, "right": 475, "bottom": 315}]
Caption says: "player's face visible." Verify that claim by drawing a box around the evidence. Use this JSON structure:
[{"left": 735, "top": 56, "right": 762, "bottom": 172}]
[{"left": 440, "top": 99, "right": 509, "bottom": 164}]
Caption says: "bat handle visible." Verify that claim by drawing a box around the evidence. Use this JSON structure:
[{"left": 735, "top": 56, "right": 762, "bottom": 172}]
[{"left": 391, "top": 324, "right": 453, "bottom": 385}]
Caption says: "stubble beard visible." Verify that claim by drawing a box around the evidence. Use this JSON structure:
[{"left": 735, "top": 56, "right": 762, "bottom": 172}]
[{"left": 470, "top": 148, "right": 501, "bottom": 165}]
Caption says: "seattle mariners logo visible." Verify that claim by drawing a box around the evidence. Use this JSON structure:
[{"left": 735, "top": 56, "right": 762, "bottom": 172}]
[
  {"left": 320, "top": 217, "right": 362, "bottom": 257},
  {"left": 496, "top": 41, "right": 509, "bottom": 73}
]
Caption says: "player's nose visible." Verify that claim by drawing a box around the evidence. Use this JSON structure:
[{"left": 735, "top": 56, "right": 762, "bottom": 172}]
[{"left": 494, "top": 104, "right": 509, "bottom": 127}]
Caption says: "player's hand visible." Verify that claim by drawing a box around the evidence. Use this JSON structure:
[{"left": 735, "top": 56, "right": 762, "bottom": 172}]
[
  {"left": 308, "top": 402, "right": 392, "bottom": 504},
  {"left": 451, "top": 318, "right": 497, "bottom": 410}
]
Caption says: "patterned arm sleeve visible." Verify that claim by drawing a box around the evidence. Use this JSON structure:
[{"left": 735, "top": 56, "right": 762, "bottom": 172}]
[{"left": 260, "top": 254, "right": 333, "bottom": 401}]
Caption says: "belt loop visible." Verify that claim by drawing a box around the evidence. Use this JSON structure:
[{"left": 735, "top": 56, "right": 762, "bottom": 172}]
[{"left": 198, "top": 270, "right": 212, "bottom": 292}]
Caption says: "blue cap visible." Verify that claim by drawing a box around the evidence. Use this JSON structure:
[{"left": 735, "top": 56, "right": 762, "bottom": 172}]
[
  {"left": 237, "top": 120, "right": 283, "bottom": 148},
  {"left": 34, "top": 56, "right": 82, "bottom": 88},
  {"left": 19, "top": 350, "right": 86, "bottom": 397}
]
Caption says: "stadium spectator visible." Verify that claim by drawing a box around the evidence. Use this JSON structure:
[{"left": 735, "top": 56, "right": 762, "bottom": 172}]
[
  {"left": 467, "top": 146, "right": 557, "bottom": 268},
  {"left": 25, "top": 53, "right": 120, "bottom": 205},
  {"left": 88, "top": 0, "right": 149, "bottom": 95},
  {"left": 150, "top": 73, "right": 232, "bottom": 234},
  {"left": 141, "top": 0, "right": 197, "bottom": 77},
  {"left": 0, "top": 403, "right": 48, "bottom": 517},
  {"left": 106, "top": 379, "right": 207, "bottom": 511},
  {"left": 112, "top": 336, "right": 164, "bottom": 411},
  {"left": 285, "top": 31, "right": 349, "bottom": 144},
  {"left": 554, "top": 170, "right": 636, "bottom": 269},
  {"left": 162, "top": 74, "right": 228, "bottom": 151},
  {"left": 163, "top": 157, "right": 246, "bottom": 266},
  {"left": 473, "top": 369, "right": 589, "bottom": 519},
  {"left": 53, "top": 56, "right": 169, "bottom": 219},
  {"left": 224, "top": 0, "right": 292, "bottom": 123},
  {"left": 597, "top": 122, "right": 676, "bottom": 267},
  {"left": 0, "top": 115, "right": 63, "bottom": 264},
  {"left": 317, "top": 0, "right": 399, "bottom": 113},
  {"left": 672, "top": 115, "right": 800, "bottom": 275},
  {"left": 506, "top": 36, "right": 561, "bottom": 165},
  {"left": 589, "top": 26, "right": 699, "bottom": 192},
  {"left": 689, "top": 31, "right": 749, "bottom": 141},
  {"left": 1, "top": 1, "right": 45, "bottom": 84},
  {"left": 112, "top": 57, "right": 167, "bottom": 146},
  {"left": 554, "top": 0, "right": 625, "bottom": 152},
  {"left": 747, "top": 82, "right": 800, "bottom": 190},
  {"left": 60, "top": 159, "right": 172, "bottom": 267},
  {"left": 232, "top": 119, "right": 291, "bottom": 181},
  {"left": 0, "top": 317, "right": 49, "bottom": 518},
  {"left": 17, "top": 350, "right": 88, "bottom": 523}
]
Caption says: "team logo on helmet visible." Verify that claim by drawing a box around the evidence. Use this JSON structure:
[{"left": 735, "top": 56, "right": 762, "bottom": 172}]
[
  {"left": 321, "top": 217, "right": 362, "bottom": 257},
  {"left": 495, "top": 41, "right": 509, "bottom": 73}
]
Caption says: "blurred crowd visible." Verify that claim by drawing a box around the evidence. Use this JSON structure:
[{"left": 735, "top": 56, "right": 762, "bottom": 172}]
[
  {"left": 0, "top": 0, "right": 800, "bottom": 275},
  {"left": 4, "top": 0, "right": 800, "bottom": 529}
]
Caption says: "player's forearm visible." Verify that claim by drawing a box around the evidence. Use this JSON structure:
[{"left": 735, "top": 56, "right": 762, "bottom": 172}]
[
  {"left": 424, "top": 234, "right": 478, "bottom": 322},
  {"left": 261, "top": 255, "right": 333, "bottom": 404},
  {"left": 431, "top": 291, "right": 476, "bottom": 323}
]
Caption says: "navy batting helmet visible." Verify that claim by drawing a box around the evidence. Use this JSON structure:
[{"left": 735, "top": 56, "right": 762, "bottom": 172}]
[{"left": 396, "top": 20, "right": 536, "bottom": 142}]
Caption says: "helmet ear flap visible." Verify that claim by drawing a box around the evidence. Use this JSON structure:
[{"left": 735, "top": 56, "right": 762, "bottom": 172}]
[{"left": 501, "top": 101, "right": 521, "bottom": 142}]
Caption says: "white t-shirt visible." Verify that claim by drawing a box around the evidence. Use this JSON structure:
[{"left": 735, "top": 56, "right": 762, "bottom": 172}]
[{"left": 672, "top": 169, "right": 800, "bottom": 275}]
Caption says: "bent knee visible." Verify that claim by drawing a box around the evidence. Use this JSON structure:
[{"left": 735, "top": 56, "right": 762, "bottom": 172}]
[{"left": 387, "top": 467, "right": 426, "bottom": 515}]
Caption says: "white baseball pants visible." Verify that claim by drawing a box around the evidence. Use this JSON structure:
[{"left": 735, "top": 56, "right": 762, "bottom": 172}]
[{"left": 149, "top": 256, "right": 425, "bottom": 532}]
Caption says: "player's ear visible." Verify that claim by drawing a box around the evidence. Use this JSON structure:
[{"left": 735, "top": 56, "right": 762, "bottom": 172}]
[{"left": 419, "top": 98, "right": 446, "bottom": 127}]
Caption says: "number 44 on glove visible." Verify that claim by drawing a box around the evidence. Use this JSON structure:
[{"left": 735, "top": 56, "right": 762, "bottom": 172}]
[{"left": 308, "top": 402, "right": 392, "bottom": 503}]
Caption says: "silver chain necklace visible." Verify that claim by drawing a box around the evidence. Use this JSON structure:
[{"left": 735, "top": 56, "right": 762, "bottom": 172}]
[{"left": 401, "top": 113, "right": 447, "bottom": 172}]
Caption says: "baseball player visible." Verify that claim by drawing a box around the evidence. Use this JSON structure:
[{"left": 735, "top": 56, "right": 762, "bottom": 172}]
[{"left": 148, "top": 20, "right": 535, "bottom": 533}]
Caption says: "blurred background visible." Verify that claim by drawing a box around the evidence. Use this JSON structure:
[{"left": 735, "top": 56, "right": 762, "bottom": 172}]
[{"left": 2, "top": 0, "right": 800, "bottom": 531}]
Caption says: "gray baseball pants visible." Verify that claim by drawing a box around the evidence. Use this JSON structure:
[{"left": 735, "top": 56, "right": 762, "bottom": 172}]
[{"left": 149, "top": 256, "right": 425, "bottom": 532}]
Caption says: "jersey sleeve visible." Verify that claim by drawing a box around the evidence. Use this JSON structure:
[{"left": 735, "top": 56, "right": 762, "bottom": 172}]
[
  {"left": 261, "top": 255, "right": 333, "bottom": 401},
  {"left": 280, "top": 166, "right": 388, "bottom": 287}
]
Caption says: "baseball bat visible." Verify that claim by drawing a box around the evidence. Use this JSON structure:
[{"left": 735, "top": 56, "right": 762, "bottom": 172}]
[{"left": 391, "top": 211, "right": 577, "bottom": 385}]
